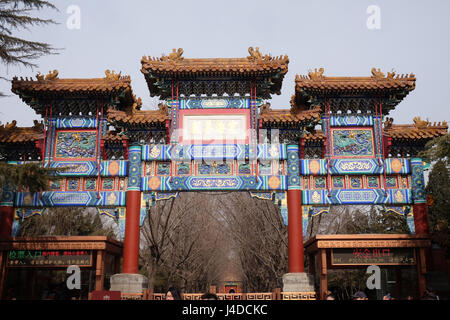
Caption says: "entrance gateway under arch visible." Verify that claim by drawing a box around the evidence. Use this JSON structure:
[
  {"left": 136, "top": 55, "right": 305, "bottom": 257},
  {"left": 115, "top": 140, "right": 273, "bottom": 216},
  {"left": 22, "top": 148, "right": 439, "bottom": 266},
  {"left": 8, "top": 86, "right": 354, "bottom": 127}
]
[{"left": 0, "top": 48, "right": 447, "bottom": 298}]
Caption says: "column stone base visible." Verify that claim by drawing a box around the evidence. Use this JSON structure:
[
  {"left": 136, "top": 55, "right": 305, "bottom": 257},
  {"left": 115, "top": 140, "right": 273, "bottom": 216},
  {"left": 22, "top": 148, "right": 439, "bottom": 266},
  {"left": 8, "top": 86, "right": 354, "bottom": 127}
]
[
  {"left": 109, "top": 273, "right": 148, "bottom": 294},
  {"left": 282, "top": 273, "right": 315, "bottom": 292}
]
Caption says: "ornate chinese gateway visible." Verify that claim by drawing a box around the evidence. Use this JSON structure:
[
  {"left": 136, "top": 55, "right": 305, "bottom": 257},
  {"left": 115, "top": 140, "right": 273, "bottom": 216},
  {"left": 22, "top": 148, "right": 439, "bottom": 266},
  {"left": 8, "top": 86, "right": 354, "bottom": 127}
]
[{"left": 0, "top": 48, "right": 447, "bottom": 296}]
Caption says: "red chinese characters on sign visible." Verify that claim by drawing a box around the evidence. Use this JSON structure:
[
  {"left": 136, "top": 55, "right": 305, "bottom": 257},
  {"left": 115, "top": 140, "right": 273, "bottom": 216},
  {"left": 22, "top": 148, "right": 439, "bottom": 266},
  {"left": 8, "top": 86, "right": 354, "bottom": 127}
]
[
  {"left": 332, "top": 247, "right": 414, "bottom": 266},
  {"left": 353, "top": 248, "right": 390, "bottom": 259}
]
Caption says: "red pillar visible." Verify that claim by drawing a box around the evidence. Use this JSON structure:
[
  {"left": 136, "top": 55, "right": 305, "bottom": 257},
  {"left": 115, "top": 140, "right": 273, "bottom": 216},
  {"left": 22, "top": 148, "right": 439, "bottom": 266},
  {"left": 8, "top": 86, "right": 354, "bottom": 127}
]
[
  {"left": 287, "top": 189, "right": 304, "bottom": 273},
  {"left": 0, "top": 206, "right": 14, "bottom": 240},
  {"left": 122, "top": 190, "right": 141, "bottom": 274},
  {"left": 413, "top": 203, "right": 429, "bottom": 235}
]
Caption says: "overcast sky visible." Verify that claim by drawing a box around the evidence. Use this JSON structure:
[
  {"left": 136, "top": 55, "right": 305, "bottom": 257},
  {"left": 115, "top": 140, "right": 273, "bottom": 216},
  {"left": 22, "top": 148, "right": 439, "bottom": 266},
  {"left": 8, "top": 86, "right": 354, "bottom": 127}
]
[{"left": 1, "top": 0, "right": 449, "bottom": 127}]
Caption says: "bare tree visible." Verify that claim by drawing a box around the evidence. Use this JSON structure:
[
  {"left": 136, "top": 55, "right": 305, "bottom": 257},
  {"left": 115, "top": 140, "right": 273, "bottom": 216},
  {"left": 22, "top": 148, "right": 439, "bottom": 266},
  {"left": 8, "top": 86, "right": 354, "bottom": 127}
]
[
  {"left": 18, "top": 207, "right": 116, "bottom": 238},
  {"left": 306, "top": 205, "right": 410, "bottom": 240},
  {"left": 214, "top": 192, "right": 288, "bottom": 292},
  {"left": 140, "top": 192, "right": 229, "bottom": 292}
]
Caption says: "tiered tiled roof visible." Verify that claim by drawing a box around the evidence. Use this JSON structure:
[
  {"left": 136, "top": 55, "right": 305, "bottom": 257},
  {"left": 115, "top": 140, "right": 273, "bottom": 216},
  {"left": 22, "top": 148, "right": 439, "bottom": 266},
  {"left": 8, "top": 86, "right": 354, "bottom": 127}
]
[
  {"left": 141, "top": 47, "right": 289, "bottom": 99},
  {"left": 12, "top": 70, "right": 131, "bottom": 93},
  {"left": 303, "top": 130, "right": 326, "bottom": 142},
  {"left": 11, "top": 70, "right": 135, "bottom": 115},
  {"left": 293, "top": 68, "right": 416, "bottom": 112},
  {"left": 107, "top": 104, "right": 169, "bottom": 126},
  {"left": 259, "top": 104, "right": 321, "bottom": 126},
  {"left": 384, "top": 117, "right": 448, "bottom": 141},
  {"left": 102, "top": 131, "right": 128, "bottom": 143},
  {"left": 300, "top": 117, "right": 448, "bottom": 143},
  {"left": 296, "top": 68, "right": 416, "bottom": 92},
  {"left": 0, "top": 120, "right": 44, "bottom": 143}
]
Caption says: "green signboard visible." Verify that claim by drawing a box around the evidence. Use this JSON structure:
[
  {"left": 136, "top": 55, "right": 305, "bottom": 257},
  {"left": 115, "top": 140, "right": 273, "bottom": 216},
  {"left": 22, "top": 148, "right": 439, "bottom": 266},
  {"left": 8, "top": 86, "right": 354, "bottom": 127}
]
[
  {"left": 7, "top": 250, "right": 92, "bottom": 267},
  {"left": 331, "top": 248, "right": 416, "bottom": 266}
]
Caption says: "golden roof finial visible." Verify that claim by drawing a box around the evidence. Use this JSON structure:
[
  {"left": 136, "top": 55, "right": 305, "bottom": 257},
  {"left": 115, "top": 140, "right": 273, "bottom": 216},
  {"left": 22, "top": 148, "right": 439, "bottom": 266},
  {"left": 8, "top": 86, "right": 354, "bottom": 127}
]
[
  {"left": 157, "top": 103, "right": 169, "bottom": 115},
  {"left": 105, "top": 69, "right": 121, "bottom": 80},
  {"left": 45, "top": 70, "right": 59, "bottom": 80},
  {"left": 371, "top": 68, "right": 385, "bottom": 79},
  {"left": 131, "top": 95, "right": 143, "bottom": 111},
  {"left": 384, "top": 117, "right": 394, "bottom": 129},
  {"left": 308, "top": 68, "right": 324, "bottom": 80},
  {"left": 36, "top": 72, "right": 44, "bottom": 81},
  {"left": 247, "top": 47, "right": 263, "bottom": 61},
  {"left": 161, "top": 48, "right": 184, "bottom": 62},
  {"left": 413, "top": 116, "right": 429, "bottom": 128},
  {"left": 5, "top": 120, "right": 17, "bottom": 129},
  {"left": 259, "top": 102, "right": 271, "bottom": 114}
]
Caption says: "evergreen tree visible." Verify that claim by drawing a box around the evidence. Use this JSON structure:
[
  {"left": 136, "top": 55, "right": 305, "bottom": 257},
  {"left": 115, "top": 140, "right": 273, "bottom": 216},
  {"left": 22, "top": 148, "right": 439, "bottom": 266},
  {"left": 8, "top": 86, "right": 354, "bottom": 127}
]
[
  {"left": 0, "top": 1, "right": 59, "bottom": 190},
  {"left": 419, "top": 133, "right": 450, "bottom": 166},
  {"left": 0, "top": 0, "right": 58, "bottom": 69},
  {"left": 0, "top": 162, "right": 54, "bottom": 192},
  {"left": 425, "top": 160, "right": 450, "bottom": 231}
]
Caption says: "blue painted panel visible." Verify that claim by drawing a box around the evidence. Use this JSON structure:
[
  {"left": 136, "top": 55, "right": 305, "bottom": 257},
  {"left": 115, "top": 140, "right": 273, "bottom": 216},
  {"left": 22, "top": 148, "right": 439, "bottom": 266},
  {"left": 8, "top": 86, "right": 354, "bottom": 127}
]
[
  {"left": 127, "top": 145, "right": 142, "bottom": 191},
  {"left": 141, "top": 175, "right": 288, "bottom": 191},
  {"left": 329, "top": 159, "right": 383, "bottom": 175},
  {"left": 100, "top": 160, "right": 128, "bottom": 176},
  {"left": 300, "top": 158, "right": 410, "bottom": 175},
  {"left": 56, "top": 117, "right": 97, "bottom": 128},
  {"left": 142, "top": 144, "right": 287, "bottom": 161},
  {"left": 411, "top": 158, "right": 426, "bottom": 204},
  {"left": 15, "top": 191, "right": 126, "bottom": 207},
  {"left": 385, "top": 158, "right": 410, "bottom": 174},
  {"left": 302, "top": 188, "right": 412, "bottom": 205},
  {"left": 49, "top": 161, "right": 98, "bottom": 176},
  {"left": 287, "top": 145, "right": 301, "bottom": 190},
  {"left": 257, "top": 144, "right": 287, "bottom": 160},
  {"left": 142, "top": 144, "right": 171, "bottom": 161},
  {"left": 301, "top": 159, "right": 327, "bottom": 175},
  {"left": 169, "top": 97, "right": 263, "bottom": 109},
  {"left": 329, "top": 115, "right": 374, "bottom": 127}
]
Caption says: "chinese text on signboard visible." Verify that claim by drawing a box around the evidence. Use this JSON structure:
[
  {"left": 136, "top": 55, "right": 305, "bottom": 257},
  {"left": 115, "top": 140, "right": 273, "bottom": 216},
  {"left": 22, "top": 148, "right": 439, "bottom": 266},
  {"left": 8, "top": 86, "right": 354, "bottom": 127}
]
[
  {"left": 7, "top": 250, "right": 92, "bottom": 267},
  {"left": 331, "top": 248, "right": 415, "bottom": 265}
]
